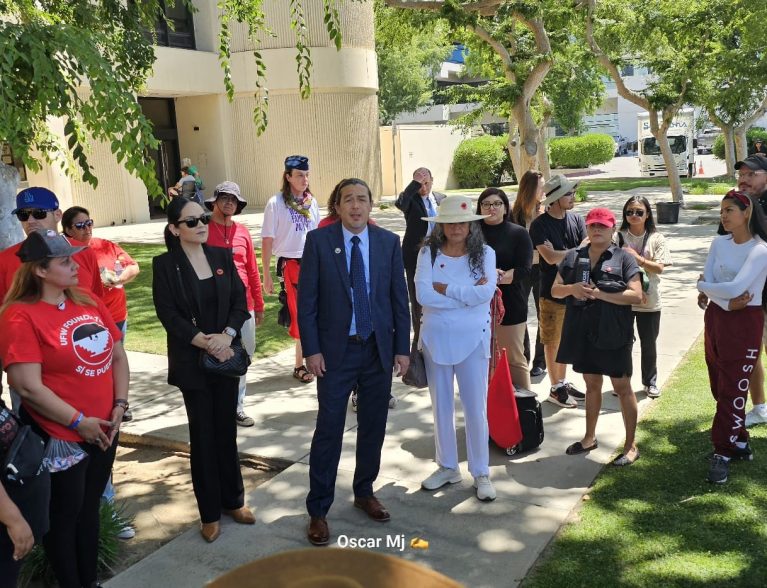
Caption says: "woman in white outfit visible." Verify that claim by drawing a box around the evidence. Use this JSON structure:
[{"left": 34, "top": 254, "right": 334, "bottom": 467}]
[{"left": 415, "top": 196, "right": 498, "bottom": 501}]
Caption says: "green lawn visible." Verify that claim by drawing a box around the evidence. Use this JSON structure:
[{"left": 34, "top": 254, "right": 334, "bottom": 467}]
[
  {"left": 523, "top": 339, "right": 767, "bottom": 588},
  {"left": 120, "top": 243, "right": 294, "bottom": 358},
  {"left": 578, "top": 177, "right": 734, "bottom": 193}
]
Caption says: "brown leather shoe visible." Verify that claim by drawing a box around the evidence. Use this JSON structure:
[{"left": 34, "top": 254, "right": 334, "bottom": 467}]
[
  {"left": 223, "top": 506, "right": 256, "bottom": 525},
  {"left": 353, "top": 496, "right": 391, "bottom": 522},
  {"left": 307, "top": 516, "right": 329, "bottom": 546},
  {"left": 200, "top": 521, "right": 221, "bottom": 543}
]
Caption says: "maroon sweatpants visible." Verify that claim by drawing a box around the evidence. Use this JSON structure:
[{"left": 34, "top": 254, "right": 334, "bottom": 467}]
[{"left": 704, "top": 304, "right": 763, "bottom": 457}]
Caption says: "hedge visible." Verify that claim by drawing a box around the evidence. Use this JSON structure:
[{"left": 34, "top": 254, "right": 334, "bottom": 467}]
[
  {"left": 452, "top": 135, "right": 512, "bottom": 189},
  {"left": 549, "top": 134, "right": 614, "bottom": 168},
  {"left": 712, "top": 128, "right": 767, "bottom": 160}
]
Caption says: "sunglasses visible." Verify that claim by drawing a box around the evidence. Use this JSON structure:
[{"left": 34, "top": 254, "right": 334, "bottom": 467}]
[
  {"left": 73, "top": 219, "right": 94, "bottom": 230},
  {"left": 625, "top": 209, "right": 645, "bottom": 218},
  {"left": 15, "top": 209, "right": 53, "bottom": 221},
  {"left": 176, "top": 214, "right": 211, "bottom": 228}
]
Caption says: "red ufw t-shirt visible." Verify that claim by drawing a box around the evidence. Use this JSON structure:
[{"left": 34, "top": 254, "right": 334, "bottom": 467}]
[
  {"left": 0, "top": 295, "right": 122, "bottom": 442},
  {"left": 88, "top": 237, "right": 136, "bottom": 322}
]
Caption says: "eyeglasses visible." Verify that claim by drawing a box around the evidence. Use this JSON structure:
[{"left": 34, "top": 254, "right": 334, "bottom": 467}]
[
  {"left": 736, "top": 170, "right": 766, "bottom": 180},
  {"left": 480, "top": 201, "right": 505, "bottom": 209},
  {"left": 73, "top": 219, "right": 94, "bottom": 230},
  {"left": 15, "top": 209, "right": 53, "bottom": 221},
  {"left": 625, "top": 209, "right": 645, "bottom": 218},
  {"left": 176, "top": 214, "right": 211, "bottom": 228}
]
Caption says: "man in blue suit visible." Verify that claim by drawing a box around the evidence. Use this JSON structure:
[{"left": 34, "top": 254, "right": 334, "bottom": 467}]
[{"left": 298, "top": 178, "right": 410, "bottom": 546}]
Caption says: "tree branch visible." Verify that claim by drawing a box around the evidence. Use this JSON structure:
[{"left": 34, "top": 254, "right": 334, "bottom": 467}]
[
  {"left": 470, "top": 23, "right": 514, "bottom": 82},
  {"left": 516, "top": 15, "right": 552, "bottom": 101},
  {"left": 383, "top": 0, "right": 503, "bottom": 15}
]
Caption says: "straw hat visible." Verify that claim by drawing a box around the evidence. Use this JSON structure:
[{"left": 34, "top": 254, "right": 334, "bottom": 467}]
[
  {"left": 541, "top": 174, "right": 579, "bottom": 207},
  {"left": 421, "top": 195, "right": 488, "bottom": 223}
]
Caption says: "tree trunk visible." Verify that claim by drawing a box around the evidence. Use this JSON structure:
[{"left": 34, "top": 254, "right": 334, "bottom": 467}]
[
  {"left": 0, "top": 163, "right": 23, "bottom": 250},
  {"left": 722, "top": 125, "right": 736, "bottom": 177},
  {"left": 648, "top": 112, "right": 684, "bottom": 204},
  {"left": 734, "top": 125, "right": 749, "bottom": 162},
  {"left": 506, "top": 116, "right": 523, "bottom": 182},
  {"left": 538, "top": 102, "right": 553, "bottom": 179},
  {"left": 512, "top": 101, "right": 542, "bottom": 181}
]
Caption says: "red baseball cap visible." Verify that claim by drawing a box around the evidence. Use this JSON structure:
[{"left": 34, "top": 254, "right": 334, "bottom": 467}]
[{"left": 585, "top": 207, "right": 616, "bottom": 227}]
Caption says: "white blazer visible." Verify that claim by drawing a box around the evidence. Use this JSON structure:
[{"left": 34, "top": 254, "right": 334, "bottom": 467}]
[{"left": 415, "top": 244, "right": 497, "bottom": 365}]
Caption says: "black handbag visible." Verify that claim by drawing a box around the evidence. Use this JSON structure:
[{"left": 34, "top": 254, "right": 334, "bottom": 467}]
[
  {"left": 1, "top": 403, "right": 46, "bottom": 485},
  {"left": 402, "top": 343, "right": 427, "bottom": 388},
  {"left": 174, "top": 264, "right": 252, "bottom": 379}
]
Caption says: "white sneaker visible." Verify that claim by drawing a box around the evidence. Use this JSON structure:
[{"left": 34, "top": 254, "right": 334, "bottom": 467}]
[
  {"left": 117, "top": 524, "right": 136, "bottom": 540},
  {"left": 745, "top": 407, "right": 767, "bottom": 427},
  {"left": 645, "top": 385, "right": 661, "bottom": 399},
  {"left": 421, "top": 466, "right": 462, "bottom": 490},
  {"left": 473, "top": 475, "right": 496, "bottom": 502}
]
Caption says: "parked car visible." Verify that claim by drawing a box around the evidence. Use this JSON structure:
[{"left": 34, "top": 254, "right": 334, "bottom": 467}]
[{"left": 696, "top": 128, "right": 721, "bottom": 155}]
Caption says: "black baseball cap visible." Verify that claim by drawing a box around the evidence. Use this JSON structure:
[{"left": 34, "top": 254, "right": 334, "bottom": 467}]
[
  {"left": 735, "top": 154, "right": 767, "bottom": 172},
  {"left": 16, "top": 229, "right": 85, "bottom": 262}
]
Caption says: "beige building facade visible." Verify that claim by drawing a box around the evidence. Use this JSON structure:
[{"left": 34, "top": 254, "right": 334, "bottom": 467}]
[{"left": 22, "top": 0, "right": 381, "bottom": 227}]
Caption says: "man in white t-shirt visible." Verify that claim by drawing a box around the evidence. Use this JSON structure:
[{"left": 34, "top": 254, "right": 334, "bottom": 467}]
[{"left": 261, "top": 155, "right": 320, "bottom": 383}]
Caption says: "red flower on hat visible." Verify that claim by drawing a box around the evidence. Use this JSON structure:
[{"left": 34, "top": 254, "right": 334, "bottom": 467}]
[{"left": 461, "top": 202, "right": 468, "bottom": 210}]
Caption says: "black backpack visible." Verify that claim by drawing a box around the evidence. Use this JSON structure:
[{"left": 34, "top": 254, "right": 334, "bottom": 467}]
[{"left": 505, "top": 394, "right": 544, "bottom": 456}]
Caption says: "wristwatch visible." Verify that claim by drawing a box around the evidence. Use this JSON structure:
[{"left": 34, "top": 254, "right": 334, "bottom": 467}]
[
  {"left": 223, "top": 327, "right": 237, "bottom": 338},
  {"left": 114, "top": 399, "right": 129, "bottom": 411}
]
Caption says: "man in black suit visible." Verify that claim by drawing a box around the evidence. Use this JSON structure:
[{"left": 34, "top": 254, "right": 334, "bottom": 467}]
[
  {"left": 395, "top": 167, "right": 446, "bottom": 344},
  {"left": 299, "top": 178, "right": 410, "bottom": 546}
]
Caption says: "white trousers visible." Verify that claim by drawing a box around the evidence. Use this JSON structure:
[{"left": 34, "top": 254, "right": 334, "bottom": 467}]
[
  {"left": 423, "top": 343, "right": 490, "bottom": 478},
  {"left": 237, "top": 312, "right": 256, "bottom": 413}
]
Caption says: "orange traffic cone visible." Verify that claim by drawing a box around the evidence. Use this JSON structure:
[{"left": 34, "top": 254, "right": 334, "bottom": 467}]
[{"left": 698, "top": 161, "right": 705, "bottom": 176}]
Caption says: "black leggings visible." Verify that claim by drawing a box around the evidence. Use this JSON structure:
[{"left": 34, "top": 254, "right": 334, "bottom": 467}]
[{"left": 43, "top": 436, "right": 117, "bottom": 588}]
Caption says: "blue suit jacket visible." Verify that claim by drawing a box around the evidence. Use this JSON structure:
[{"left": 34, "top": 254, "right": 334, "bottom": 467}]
[{"left": 298, "top": 222, "right": 410, "bottom": 372}]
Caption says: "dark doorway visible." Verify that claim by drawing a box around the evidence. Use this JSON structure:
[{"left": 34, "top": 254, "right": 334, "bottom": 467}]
[{"left": 139, "top": 97, "right": 179, "bottom": 218}]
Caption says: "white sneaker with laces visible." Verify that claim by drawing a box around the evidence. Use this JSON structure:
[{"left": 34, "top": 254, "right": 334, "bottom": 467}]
[
  {"left": 473, "top": 475, "right": 496, "bottom": 502},
  {"left": 421, "top": 466, "right": 462, "bottom": 490},
  {"left": 117, "top": 524, "right": 136, "bottom": 540},
  {"left": 645, "top": 385, "right": 661, "bottom": 399},
  {"left": 745, "top": 407, "right": 767, "bottom": 427}
]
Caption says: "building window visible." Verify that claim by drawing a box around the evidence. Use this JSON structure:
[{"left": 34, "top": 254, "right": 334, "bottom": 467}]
[
  {"left": 621, "top": 64, "right": 635, "bottom": 77},
  {"left": 1, "top": 143, "right": 27, "bottom": 182},
  {"left": 152, "top": 1, "right": 196, "bottom": 50}
]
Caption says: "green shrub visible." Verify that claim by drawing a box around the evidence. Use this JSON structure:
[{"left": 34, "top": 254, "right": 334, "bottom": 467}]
[
  {"left": 452, "top": 135, "right": 512, "bottom": 189},
  {"left": 549, "top": 134, "right": 615, "bottom": 168},
  {"left": 575, "top": 184, "right": 588, "bottom": 202},
  {"left": 712, "top": 127, "right": 767, "bottom": 160}
]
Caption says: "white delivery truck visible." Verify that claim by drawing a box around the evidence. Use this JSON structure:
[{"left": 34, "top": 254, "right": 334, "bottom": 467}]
[{"left": 637, "top": 109, "right": 695, "bottom": 177}]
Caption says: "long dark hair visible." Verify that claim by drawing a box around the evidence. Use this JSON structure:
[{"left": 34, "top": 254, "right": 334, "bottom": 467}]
[
  {"left": 423, "top": 222, "right": 487, "bottom": 279},
  {"left": 511, "top": 170, "right": 543, "bottom": 225},
  {"left": 717, "top": 190, "right": 767, "bottom": 241},
  {"left": 476, "top": 187, "right": 511, "bottom": 221},
  {"left": 619, "top": 196, "right": 656, "bottom": 233},
  {"left": 163, "top": 197, "right": 200, "bottom": 251},
  {"left": 62, "top": 206, "right": 90, "bottom": 237}
]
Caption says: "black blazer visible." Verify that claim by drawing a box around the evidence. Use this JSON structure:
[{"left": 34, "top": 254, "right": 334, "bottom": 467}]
[
  {"left": 395, "top": 180, "right": 446, "bottom": 275},
  {"left": 152, "top": 245, "right": 249, "bottom": 389},
  {"left": 298, "top": 223, "right": 410, "bottom": 372}
]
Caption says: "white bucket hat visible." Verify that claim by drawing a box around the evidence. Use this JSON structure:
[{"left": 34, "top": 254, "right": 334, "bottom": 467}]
[
  {"left": 541, "top": 175, "right": 579, "bottom": 207},
  {"left": 421, "top": 196, "right": 488, "bottom": 223}
]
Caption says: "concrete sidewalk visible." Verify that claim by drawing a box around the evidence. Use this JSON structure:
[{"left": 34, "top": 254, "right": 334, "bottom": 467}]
[{"left": 105, "top": 190, "right": 720, "bottom": 587}]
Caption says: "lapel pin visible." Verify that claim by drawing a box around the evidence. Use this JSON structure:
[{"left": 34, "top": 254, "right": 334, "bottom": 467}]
[
  {"left": 335, "top": 248, "right": 342, "bottom": 254},
  {"left": 216, "top": 268, "right": 224, "bottom": 275},
  {"left": 440, "top": 263, "right": 445, "bottom": 268}
]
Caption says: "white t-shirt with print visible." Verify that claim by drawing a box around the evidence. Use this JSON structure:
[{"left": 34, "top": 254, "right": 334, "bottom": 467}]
[
  {"left": 618, "top": 230, "right": 672, "bottom": 312},
  {"left": 261, "top": 193, "right": 320, "bottom": 258}
]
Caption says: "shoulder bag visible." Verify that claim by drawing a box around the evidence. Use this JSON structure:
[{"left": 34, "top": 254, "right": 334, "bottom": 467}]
[{"left": 174, "top": 264, "right": 251, "bottom": 379}]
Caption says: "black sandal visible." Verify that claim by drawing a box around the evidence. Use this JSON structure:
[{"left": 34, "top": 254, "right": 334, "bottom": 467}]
[
  {"left": 566, "top": 440, "right": 598, "bottom": 455},
  {"left": 293, "top": 365, "right": 314, "bottom": 383}
]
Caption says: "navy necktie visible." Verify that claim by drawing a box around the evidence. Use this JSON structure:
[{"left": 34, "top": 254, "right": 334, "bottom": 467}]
[{"left": 350, "top": 236, "right": 372, "bottom": 339}]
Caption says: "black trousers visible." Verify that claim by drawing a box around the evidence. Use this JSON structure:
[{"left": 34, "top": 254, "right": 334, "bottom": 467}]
[
  {"left": 43, "top": 436, "right": 117, "bottom": 588},
  {"left": 405, "top": 265, "right": 421, "bottom": 347},
  {"left": 306, "top": 337, "right": 391, "bottom": 518},
  {"left": 634, "top": 311, "right": 661, "bottom": 387},
  {"left": 181, "top": 373, "right": 244, "bottom": 524},
  {"left": 522, "top": 264, "right": 545, "bottom": 368}
]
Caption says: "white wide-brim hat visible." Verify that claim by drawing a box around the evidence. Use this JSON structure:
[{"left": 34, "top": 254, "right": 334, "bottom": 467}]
[
  {"left": 421, "top": 195, "right": 488, "bottom": 223},
  {"left": 541, "top": 174, "right": 579, "bottom": 207}
]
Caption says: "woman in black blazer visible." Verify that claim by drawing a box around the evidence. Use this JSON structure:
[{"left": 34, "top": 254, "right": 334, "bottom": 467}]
[{"left": 152, "top": 198, "right": 252, "bottom": 543}]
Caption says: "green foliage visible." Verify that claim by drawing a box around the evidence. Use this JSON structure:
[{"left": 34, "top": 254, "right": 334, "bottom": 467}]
[
  {"left": 687, "top": 181, "right": 732, "bottom": 196},
  {"left": 549, "top": 134, "right": 614, "bottom": 168},
  {"left": 575, "top": 184, "right": 588, "bottom": 202},
  {"left": 712, "top": 128, "right": 767, "bottom": 160},
  {"left": 375, "top": 0, "right": 452, "bottom": 124},
  {"left": 19, "top": 500, "right": 126, "bottom": 586},
  {"left": 452, "top": 134, "right": 510, "bottom": 188}
]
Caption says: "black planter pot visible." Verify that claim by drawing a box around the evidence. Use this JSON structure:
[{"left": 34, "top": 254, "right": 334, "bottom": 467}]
[{"left": 656, "top": 201, "right": 680, "bottom": 224}]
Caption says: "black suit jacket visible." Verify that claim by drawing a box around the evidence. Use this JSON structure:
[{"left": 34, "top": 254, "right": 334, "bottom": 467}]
[
  {"left": 395, "top": 180, "right": 446, "bottom": 275},
  {"left": 297, "top": 223, "right": 410, "bottom": 372},
  {"left": 152, "top": 245, "right": 249, "bottom": 389}
]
